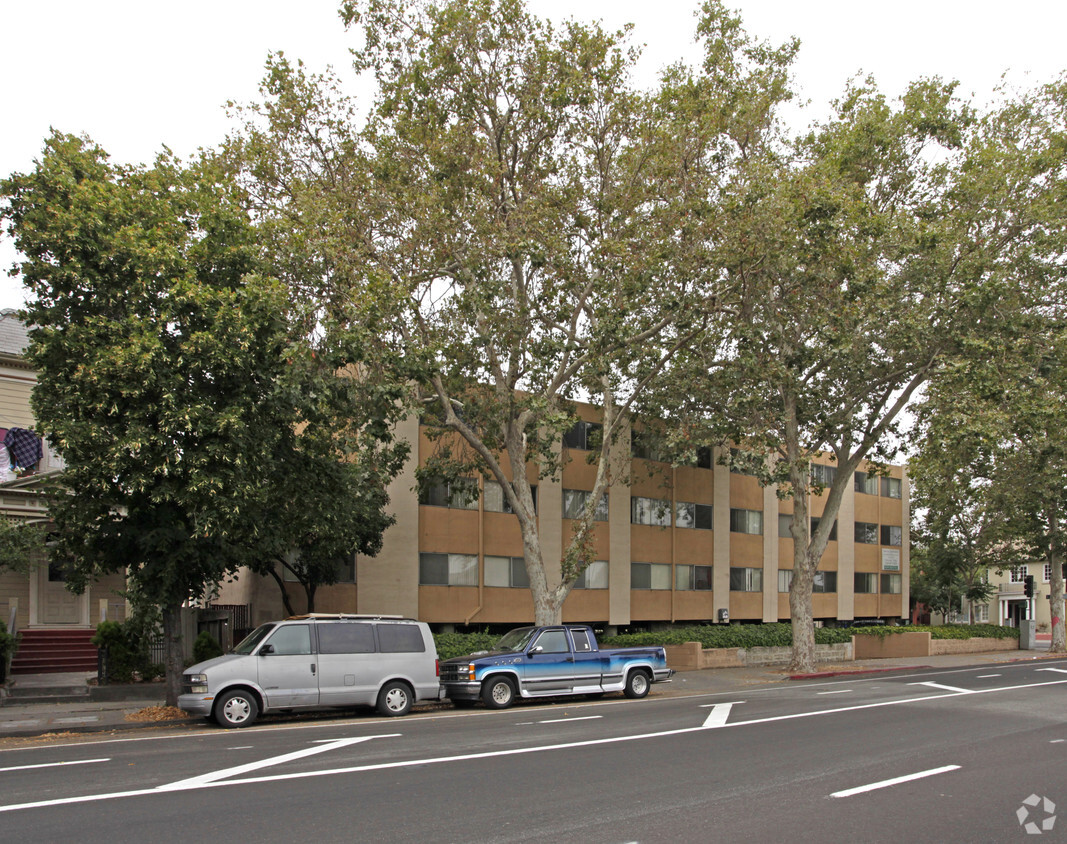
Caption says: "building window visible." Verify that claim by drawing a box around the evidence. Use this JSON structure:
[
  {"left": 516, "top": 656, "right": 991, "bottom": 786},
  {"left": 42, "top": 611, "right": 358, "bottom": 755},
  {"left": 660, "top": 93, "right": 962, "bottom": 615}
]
[
  {"left": 631, "top": 496, "right": 671, "bottom": 527},
  {"left": 730, "top": 508, "right": 763, "bottom": 535},
  {"left": 696, "top": 447, "right": 713, "bottom": 469},
  {"left": 811, "top": 464, "right": 837, "bottom": 486},
  {"left": 1045, "top": 563, "right": 1052, "bottom": 583},
  {"left": 778, "top": 513, "right": 794, "bottom": 538},
  {"left": 574, "top": 560, "right": 609, "bottom": 589},
  {"left": 631, "top": 431, "right": 665, "bottom": 462},
  {"left": 563, "top": 420, "right": 602, "bottom": 451},
  {"left": 880, "top": 573, "right": 902, "bottom": 594},
  {"left": 855, "top": 522, "right": 879, "bottom": 544},
  {"left": 854, "top": 471, "right": 880, "bottom": 495},
  {"left": 631, "top": 562, "right": 671, "bottom": 590},
  {"left": 484, "top": 481, "right": 537, "bottom": 514},
  {"left": 419, "top": 553, "right": 478, "bottom": 586},
  {"left": 484, "top": 555, "right": 530, "bottom": 588},
  {"left": 854, "top": 572, "right": 878, "bottom": 593},
  {"left": 1010, "top": 565, "right": 1028, "bottom": 583},
  {"left": 729, "top": 567, "right": 763, "bottom": 592},
  {"left": 676, "top": 564, "right": 713, "bottom": 590},
  {"left": 880, "top": 525, "right": 902, "bottom": 547},
  {"left": 976, "top": 604, "right": 989, "bottom": 622},
  {"left": 778, "top": 570, "right": 837, "bottom": 592},
  {"left": 881, "top": 476, "right": 902, "bottom": 499},
  {"left": 562, "top": 489, "right": 609, "bottom": 521},
  {"left": 676, "top": 502, "right": 713, "bottom": 530},
  {"left": 811, "top": 517, "right": 837, "bottom": 541},
  {"left": 419, "top": 476, "right": 478, "bottom": 510}
]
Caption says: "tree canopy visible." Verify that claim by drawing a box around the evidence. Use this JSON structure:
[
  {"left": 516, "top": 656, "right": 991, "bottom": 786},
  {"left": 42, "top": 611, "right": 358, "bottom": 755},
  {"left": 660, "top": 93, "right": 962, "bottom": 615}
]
[{"left": 1, "top": 132, "right": 408, "bottom": 701}]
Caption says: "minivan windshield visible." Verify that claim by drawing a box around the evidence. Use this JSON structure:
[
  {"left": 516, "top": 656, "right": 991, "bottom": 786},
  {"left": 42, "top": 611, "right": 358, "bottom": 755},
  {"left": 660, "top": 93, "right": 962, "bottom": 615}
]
[
  {"left": 233, "top": 623, "right": 276, "bottom": 655},
  {"left": 493, "top": 627, "right": 537, "bottom": 653}
]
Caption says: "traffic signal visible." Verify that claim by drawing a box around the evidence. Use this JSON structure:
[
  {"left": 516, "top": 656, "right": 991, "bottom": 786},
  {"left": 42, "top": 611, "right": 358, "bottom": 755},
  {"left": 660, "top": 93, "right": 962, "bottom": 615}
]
[{"left": 1024, "top": 575, "right": 1035, "bottom": 598}]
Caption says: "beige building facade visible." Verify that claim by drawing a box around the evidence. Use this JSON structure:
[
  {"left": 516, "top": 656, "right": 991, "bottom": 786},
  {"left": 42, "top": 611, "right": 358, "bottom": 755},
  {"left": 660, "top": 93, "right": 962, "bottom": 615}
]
[{"left": 220, "top": 409, "right": 911, "bottom": 632}]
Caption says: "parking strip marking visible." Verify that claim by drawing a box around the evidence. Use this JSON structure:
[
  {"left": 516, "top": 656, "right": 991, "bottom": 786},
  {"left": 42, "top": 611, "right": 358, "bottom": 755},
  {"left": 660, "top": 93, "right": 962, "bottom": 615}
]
[
  {"left": 831, "top": 765, "right": 960, "bottom": 798},
  {"left": 0, "top": 758, "right": 110, "bottom": 774},
  {"left": 817, "top": 690, "right": 852, "bottom": 695},
  {"left": 538, "top": 716, "right": 602, "bottom": 724},
  {"left": 908, "top": 681, "right": 973, "bottom": 694}
]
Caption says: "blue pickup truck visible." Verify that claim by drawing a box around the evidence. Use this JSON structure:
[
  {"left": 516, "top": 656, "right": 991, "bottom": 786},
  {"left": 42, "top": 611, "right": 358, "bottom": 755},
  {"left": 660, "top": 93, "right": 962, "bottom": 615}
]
[{"left": 440, "top": 625, "right": 673, "bottom": 709}]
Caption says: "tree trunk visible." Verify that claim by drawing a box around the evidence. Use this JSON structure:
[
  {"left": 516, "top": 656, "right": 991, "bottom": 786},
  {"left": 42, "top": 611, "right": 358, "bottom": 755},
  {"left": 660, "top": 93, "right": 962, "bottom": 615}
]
[
  {"left": 162, "top": 602, "right": 184, "bottom": 708},
  {"left": 1050, "top": 550, "right": 1065, "bottom": 654},
  {"left": 266, "top": 567, "right": 296, "bottom": 617}
]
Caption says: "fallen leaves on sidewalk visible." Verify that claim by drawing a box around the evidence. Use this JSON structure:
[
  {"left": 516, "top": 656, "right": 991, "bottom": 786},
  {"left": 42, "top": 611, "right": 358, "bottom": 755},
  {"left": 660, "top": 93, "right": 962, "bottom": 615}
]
[{"left": 124, "top": 705, "right": 188, "bottom": 722}]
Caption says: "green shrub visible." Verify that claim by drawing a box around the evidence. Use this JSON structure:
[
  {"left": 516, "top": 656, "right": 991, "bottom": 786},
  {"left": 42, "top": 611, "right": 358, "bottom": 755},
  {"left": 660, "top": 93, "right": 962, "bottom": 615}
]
[
  {"left": 851, "top": 624, "right": 1019, "bottom": 641},
  {"left": 193, "top": 631, "right": 224, "bottom": 663},
  {"left": 92, "top": 614, "right": 164, "bottom": 683},
  {"left": 433, "top": 631, "right": 499, "bottom": 661},
  {"left": 0, "top": 620, "right": 15, "bottom": 678}
]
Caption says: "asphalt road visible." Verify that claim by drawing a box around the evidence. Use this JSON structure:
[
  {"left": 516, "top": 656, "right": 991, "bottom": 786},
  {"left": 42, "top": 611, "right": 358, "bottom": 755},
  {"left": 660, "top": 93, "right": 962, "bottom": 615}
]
[{"left": 1, "top": 658, "right": 1065, "bottom": 843}]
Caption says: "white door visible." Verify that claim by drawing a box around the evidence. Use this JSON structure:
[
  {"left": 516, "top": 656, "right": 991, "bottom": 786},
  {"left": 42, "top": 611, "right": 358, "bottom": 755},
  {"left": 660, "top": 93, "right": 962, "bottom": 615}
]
[{"left": 35, "top": 560, "right": 86, "bottom": 625}]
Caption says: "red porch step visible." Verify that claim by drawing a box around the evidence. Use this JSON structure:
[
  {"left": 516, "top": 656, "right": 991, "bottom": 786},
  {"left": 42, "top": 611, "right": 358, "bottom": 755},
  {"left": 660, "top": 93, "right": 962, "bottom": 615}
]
[{"left": 9, "top": 629, "right": 98, "bottom": 675}]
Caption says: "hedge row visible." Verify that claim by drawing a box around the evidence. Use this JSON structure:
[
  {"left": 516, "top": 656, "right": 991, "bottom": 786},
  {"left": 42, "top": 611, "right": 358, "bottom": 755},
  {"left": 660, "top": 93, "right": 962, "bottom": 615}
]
[{"left": 433, "top": 623, "right": 1018, "bottom": 658}]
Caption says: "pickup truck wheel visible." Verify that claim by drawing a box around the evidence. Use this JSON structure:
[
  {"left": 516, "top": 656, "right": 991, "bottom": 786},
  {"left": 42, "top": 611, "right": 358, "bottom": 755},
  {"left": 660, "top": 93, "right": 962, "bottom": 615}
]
[
  {"left": 214, "top": 689, "right": 259, "bottom": 727},
  {"left": 623, "top": 669, "right": 651, "bottom": 699},
  {"left": 377, "top": 681, "right": 413, "bottom": 716},
  {"left": 482, "top": 676, "right": 517, "bottom": 709}
]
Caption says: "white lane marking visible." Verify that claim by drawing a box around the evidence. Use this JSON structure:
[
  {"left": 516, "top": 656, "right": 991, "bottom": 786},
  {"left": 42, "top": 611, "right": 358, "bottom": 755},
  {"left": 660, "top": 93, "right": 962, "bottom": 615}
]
[
  {"left": 908, "top": 681, "right": 973, "bottom": 694},
  {"left": 227, "top": 746, "right": 254, "bottom": 750},
  {"left": 831, "top": 765, "right": 960, "bottom": 798},
  {"left": 1052, "top": 739, "right": 1064, "bottom": 744},
  {"left": 156, "top": 735, "right": 397, "bottom": 791},
  {"left": 0, "top": 758, "right": 109, "bottom": 774},
  {"left": 538, "top": 716, "right": 602, "bottom": 724},
  {"left": 977, "top": 674, "right": 1001, "bottom": 679},
  {"left": 4, "top": 676, "right": 1067, "bottom": 814},
  {"left": 1038, "top": 668, "right": 1067, "bottom": 674},
  {"left": 817, "top": 690, "right": 852, "bottom": 695},
  {"left": 701, "top": 703, "right": 738, "bottom": 728}
]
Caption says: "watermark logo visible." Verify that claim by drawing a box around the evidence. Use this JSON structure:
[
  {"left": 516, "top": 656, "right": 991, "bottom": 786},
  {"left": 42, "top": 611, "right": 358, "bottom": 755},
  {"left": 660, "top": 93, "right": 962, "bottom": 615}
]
[{"left": 1017, "top": 794, "right": 1057, "bottom": 835}]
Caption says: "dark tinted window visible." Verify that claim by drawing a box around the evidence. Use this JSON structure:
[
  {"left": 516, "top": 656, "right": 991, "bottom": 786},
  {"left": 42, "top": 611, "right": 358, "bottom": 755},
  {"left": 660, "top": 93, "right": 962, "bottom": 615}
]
[
  {"left": 318, "top": 623, "right": 376, "bottom": 654},
  {"left": 377, "top": 623, "right": 426, "bottom": 653}
]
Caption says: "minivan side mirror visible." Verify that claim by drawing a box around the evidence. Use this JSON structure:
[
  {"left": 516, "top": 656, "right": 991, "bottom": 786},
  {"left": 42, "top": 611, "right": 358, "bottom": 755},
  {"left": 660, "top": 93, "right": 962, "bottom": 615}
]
[{"left": 259, "top": 644, "right": 275, "bottom": 656}]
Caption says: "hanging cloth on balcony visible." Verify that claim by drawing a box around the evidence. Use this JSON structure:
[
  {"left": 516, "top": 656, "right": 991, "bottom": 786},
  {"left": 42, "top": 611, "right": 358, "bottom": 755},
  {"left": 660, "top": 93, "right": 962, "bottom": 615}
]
[{"left": 3, "top": 427, "right": 42, "bottom": 471}]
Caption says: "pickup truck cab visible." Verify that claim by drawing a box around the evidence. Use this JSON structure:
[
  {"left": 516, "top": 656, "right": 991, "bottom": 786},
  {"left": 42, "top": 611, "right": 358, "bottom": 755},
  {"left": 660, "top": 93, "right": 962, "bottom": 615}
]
[{"left": 440, "top": 625, "right": 672, "bottom": 709}]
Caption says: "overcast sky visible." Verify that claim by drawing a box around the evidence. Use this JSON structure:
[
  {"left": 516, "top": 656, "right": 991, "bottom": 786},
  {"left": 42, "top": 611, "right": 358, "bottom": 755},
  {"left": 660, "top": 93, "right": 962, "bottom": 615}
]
[{"left": 2, "top": 1, "right": 1064, "bottom": 309}]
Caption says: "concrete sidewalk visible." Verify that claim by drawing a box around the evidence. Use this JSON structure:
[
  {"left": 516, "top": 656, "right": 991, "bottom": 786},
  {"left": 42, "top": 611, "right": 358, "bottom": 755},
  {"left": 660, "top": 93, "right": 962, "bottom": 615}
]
[{"left": 0, "top": 648, "right": 1061, "bottom": 740}]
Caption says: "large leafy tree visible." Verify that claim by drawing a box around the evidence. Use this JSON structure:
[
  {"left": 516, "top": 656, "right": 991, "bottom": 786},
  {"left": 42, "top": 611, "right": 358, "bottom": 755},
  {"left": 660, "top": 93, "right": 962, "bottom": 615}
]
[
  {"left": 1, "top": 132, "right": 408, "bottom": 702},
  {"left": 913, "top": 308, "right": 1067, "bottom": 651},
  {"left": 651, "top": 62, "right": 1067, "bottom": 670},
  {"left": 230, "top": 0, "right": 793, "bottom": 624}
]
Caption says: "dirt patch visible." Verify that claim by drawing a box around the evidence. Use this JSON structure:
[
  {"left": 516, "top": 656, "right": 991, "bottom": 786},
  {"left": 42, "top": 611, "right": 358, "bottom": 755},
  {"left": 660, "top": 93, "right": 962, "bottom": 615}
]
[{"left": 124, "top": 705, "right": 189, "bottom": 722}]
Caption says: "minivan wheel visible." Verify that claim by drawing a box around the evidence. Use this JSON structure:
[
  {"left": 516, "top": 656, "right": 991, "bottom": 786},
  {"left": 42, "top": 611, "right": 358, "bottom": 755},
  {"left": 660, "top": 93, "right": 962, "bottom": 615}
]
[
  {"left": 215, "top": 689, "right": 259, "bottom": 727},
  {"left": 377, "top": 680, "right": 413, "bottom": 717},
  {"left": 481, "top": 676, "right": 517, "bottom": 709}
]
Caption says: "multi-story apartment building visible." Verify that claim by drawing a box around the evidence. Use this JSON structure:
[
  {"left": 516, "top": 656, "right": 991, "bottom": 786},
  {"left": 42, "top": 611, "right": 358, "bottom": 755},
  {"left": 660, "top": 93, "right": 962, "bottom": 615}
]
[{"left": 220, "top": 408, "right": 910, "bottom": 632}]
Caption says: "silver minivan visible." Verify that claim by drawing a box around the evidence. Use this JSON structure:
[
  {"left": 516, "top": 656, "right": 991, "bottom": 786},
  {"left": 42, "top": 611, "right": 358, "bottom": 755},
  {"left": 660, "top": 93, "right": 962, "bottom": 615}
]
[{"left": 178, "top": 614, "right": 442, "bottom": 727}]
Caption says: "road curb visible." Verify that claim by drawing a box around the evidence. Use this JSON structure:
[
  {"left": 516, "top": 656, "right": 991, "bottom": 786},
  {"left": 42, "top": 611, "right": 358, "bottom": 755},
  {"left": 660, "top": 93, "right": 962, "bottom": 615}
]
[{"left": 787, "top": 665, "right": 932, "bottom": 680}]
